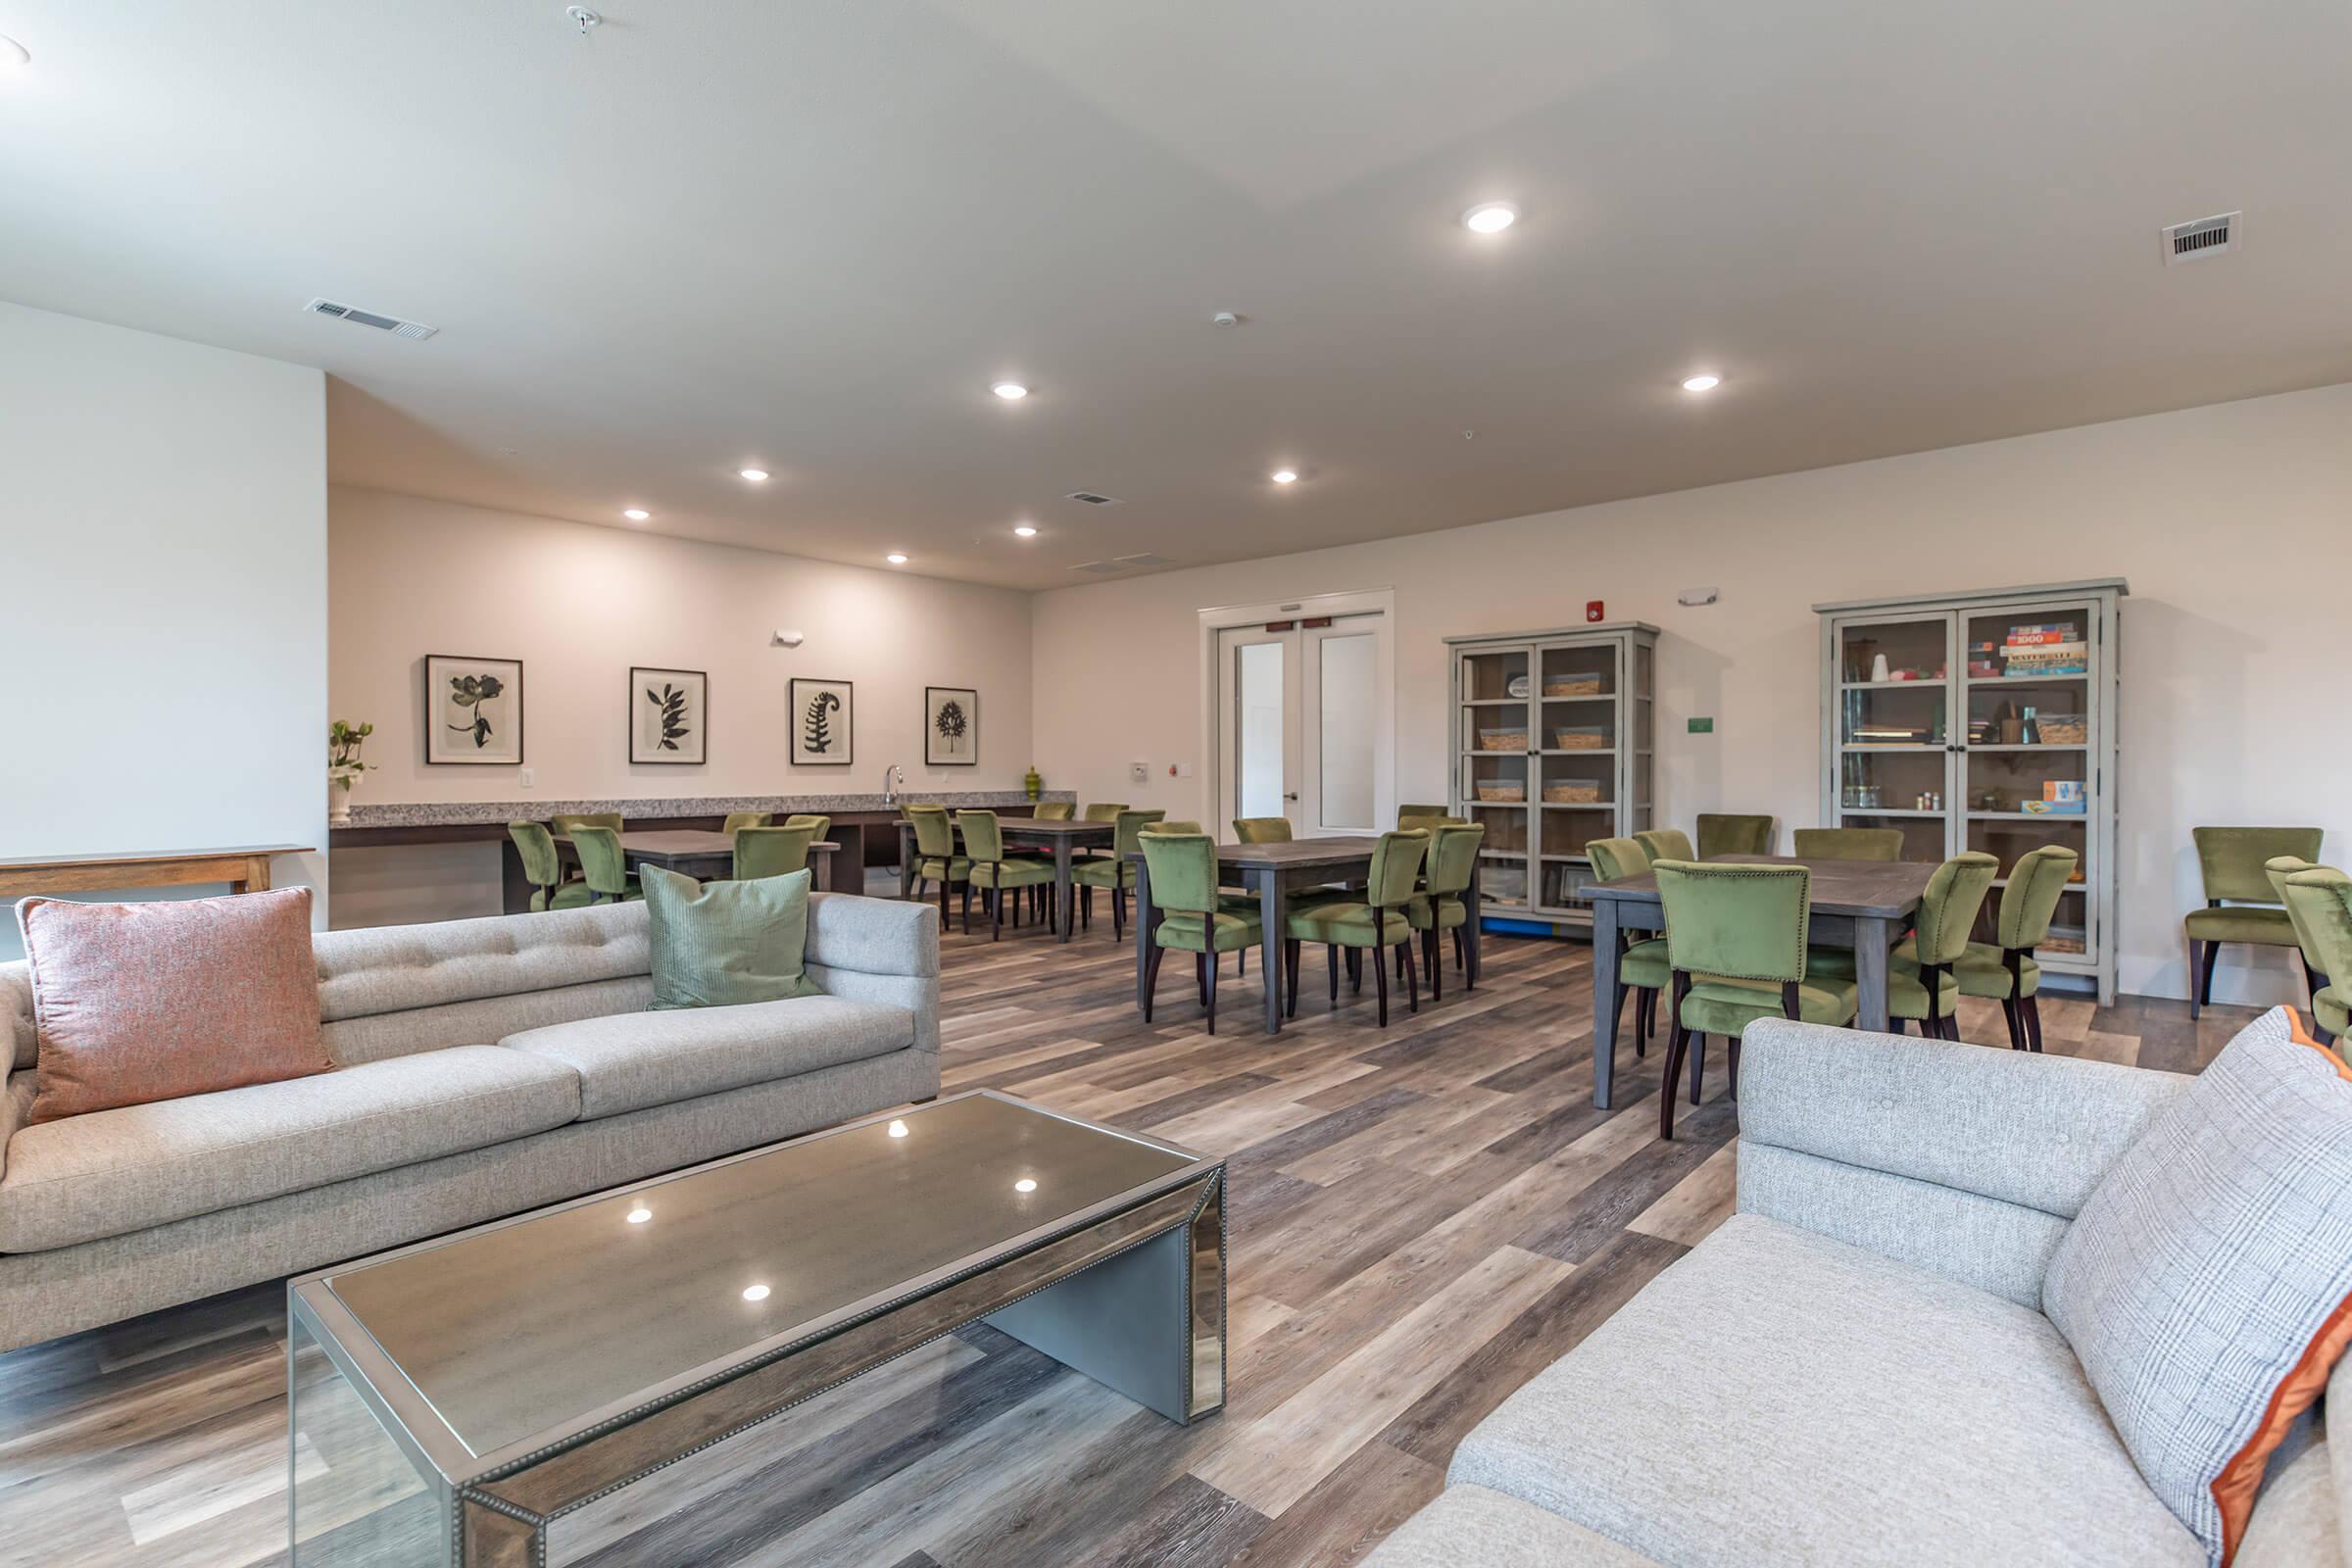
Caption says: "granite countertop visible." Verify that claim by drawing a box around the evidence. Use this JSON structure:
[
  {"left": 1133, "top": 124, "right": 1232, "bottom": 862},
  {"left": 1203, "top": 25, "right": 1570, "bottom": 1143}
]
[{"left": 348, "top": 790, "right": 1074, "bottom": 829}]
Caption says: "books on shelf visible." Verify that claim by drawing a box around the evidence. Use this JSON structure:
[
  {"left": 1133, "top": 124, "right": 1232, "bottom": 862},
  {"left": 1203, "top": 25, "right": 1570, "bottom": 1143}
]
[
  {"left": 2002, "top": 623, "right": 2079, "bottom": 648},
  {"left": 2000, "top": 624, "right": 2087, "bottom": 677}
]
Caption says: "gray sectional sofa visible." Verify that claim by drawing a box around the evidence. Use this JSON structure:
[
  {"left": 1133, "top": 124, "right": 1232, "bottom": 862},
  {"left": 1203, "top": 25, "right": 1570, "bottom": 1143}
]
[
  {"left": 0, "top": 892, "right": 940, "bottom": 1352},
  {"left": 1370, "top": 1021, "right": 2346, "bottom": 1568}
]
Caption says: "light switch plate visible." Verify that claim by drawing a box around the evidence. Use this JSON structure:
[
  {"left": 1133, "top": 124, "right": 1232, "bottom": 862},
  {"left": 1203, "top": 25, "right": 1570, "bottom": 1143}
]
[
  {"left": 518, "top": 767, "right": 536, "bottom": 788},
  {"left": 1129, "top": 761, "right": 1150, "bottom": 784}
]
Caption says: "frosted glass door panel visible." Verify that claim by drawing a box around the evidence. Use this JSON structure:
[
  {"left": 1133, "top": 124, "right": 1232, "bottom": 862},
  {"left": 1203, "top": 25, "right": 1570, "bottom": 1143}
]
[
  {"left": 1236, "top": 641, "right": 1286, "bottom": 820},
  {"left": 1314, "top": 632, "right": 1377, "bottom": 832}
]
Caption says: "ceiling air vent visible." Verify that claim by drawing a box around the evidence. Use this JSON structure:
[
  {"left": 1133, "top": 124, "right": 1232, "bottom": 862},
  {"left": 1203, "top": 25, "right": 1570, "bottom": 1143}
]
[
  {"left": 1064, "top": 490, "right": 1123, "bottom": 507},
  {"left": 2160, "top": 212, "right": 2239, "bottom": 267},
  {"left": 305, "top": 297, "right": 439, "bottom": 340}
]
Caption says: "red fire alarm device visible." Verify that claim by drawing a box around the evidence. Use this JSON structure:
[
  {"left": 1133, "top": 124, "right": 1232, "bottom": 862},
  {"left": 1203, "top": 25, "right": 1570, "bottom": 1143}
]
[{"left": 1586, "top": 600, "right": 1604, "bottom": 623}]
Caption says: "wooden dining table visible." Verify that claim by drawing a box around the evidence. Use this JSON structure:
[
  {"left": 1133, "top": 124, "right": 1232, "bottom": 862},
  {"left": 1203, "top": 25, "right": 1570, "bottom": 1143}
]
[
  {"left": 1130, "top": 836, "right": 1485, "bottom": 1036},
  {"left": 1585, "top": 853, "right": 1935, "bottom": 1109},
  {"left": 555, "top": 830, "right": 840, "bottom": 890},
  {"left": 894, "top": 817, "right": 1113, "bottom": 943}
]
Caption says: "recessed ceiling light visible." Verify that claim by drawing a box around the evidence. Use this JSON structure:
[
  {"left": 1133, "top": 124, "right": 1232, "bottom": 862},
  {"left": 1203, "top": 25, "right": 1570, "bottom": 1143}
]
[
  {"left": 1013, "top": 1177, "right": 1038, "bottom": 1193},
  {"left": 622, "top": 508, "right": 651, "bottom": 521},
  {"left": 625, "top": 1206, "right": 652, "bottom": 1224},
  {"left": 1681, "top": 374, "right": 1722, "bottom": 393},
  {"left": 0, "top": 35, "right": 29, "bottom": 71},
  {"left": 991, "top": 381, "right": 1029, "bottom": 401},
  {"left": 1462, "top": 202, "right": 1518, "bottom": 234},
  {"left": 738, "top": 467, "right": 769, "bottom": 482},
  {"left": 886, "top": 553, "right": 908, "bottom": 565},
  {"left": 1012, "top": 524, "right": 1039, "bottom": 538},
  {"left": 1271, "top": 469, "right": 1299, "bottom": 485},
  {"left": 742, "top": 1284, "right": 770, "bottom": 1301}
]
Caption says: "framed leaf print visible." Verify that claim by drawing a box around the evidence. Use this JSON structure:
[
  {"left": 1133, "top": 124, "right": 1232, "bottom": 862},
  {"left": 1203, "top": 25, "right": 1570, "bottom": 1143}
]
[
  {"left": 424, "top": 654, "right": 523, "bottom": 765},
  {"left": 630, "top": 667, "right": 708, "bottom": 764},
  {"left": 925, "top": 686, "right": 978, "bottom": 766},
  {"left": 791, "top": 678, "right": 853, "bottom": 765}
]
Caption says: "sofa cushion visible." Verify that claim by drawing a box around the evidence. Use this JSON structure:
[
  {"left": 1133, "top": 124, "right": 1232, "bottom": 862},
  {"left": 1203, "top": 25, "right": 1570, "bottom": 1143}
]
[
  {"left": 1450, "top": 1213, "right": 2202, "bottom": 1568},
  {"left": 498, "top": 995, "right": 913, "bottom": 1120},
  {"left": 2043, "top": 1005, "right": 2352, "bottom": 1565},
  {"left": 0, "top": 1046, "right": 579, "bottom": 1251},
  {"left": 314, "top": 902, "right": 649, "bottom": 1024},
  {"left": 642, "top": 864, "right": 818, "bottom": 1010},
  {"left": 20, "top": 889, "right": 330, "bottom": 1124},
  {"left": 1364, "top": 1485, "right": 1664, "bottom": 1567}
]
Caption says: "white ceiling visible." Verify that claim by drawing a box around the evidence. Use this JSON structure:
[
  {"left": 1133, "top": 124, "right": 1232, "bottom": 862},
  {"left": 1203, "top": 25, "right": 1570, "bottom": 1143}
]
[{"left": 3, "top": 0, "right": 2348, "bottom": 590}]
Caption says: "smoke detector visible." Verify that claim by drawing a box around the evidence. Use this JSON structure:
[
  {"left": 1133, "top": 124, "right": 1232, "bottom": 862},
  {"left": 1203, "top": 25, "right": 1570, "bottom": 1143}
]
[
  {"left": 2161, "top": 212, "right": 2239, "bottom": 266},
  {"left": 303, "top": 298, "right": 438, "bottom": 340}
]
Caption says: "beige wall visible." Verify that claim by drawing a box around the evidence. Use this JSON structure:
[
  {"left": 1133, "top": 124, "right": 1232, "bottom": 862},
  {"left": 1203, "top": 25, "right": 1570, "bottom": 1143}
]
[
  {"left": 1031, "top": 382, "right": 2352, "bottom": 1007},
  {"left": 329, "top": 488, "right": 1033, "bottom": 925},
  {"left": 0, "top": 302, "right": 326, "bottom": 961}
]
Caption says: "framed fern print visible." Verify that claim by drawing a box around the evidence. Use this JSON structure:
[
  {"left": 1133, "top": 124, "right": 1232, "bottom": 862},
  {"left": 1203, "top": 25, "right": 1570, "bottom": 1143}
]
[
  {"left": 423, "top": 654, "right": 523, "bottom": 765},
  {"left": 629, "top": 667, "right": 707, "bottom": 764},
  {"left": 790, "top": 678, "right": 854, "bottom": 766},
  {"left": 925, "top": 686, "right": 978, "bottom": 766}
]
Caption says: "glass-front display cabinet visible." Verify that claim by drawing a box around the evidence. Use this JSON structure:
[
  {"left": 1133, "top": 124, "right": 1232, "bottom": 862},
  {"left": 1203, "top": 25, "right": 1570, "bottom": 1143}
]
[
  {"left": 1814, "top": 579, "right": 2125, "bottom": 1003},
  {"left": 1446, "top": 622, "right": 1659, "bottom": 934}
]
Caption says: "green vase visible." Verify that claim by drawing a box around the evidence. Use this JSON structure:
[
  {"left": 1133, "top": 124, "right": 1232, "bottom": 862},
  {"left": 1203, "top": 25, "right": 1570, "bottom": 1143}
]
[{"left": 1023, "top": 766, "right": 1042, "bottom": 801}]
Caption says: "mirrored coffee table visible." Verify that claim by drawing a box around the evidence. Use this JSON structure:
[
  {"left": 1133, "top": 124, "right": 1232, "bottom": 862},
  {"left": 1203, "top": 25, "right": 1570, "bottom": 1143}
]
[{"left": 286, "top": 1091, "right": 1227, "bottom": 1566}]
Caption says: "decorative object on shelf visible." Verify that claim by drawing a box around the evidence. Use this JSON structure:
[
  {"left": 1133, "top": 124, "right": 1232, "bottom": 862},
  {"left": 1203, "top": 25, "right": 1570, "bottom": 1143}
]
[
  {"left": 1544, "top": 783, "right": 1603, "bottom": 804},
  {"left": 1478, "top": 726, "right": 1530, "bottom": 752},
  {"left": 1544, "top": 676, "right": 1604, "bottom": 697},
  {"left": 924, "top": 686, "right": 979, "bottom": 766},
  {"left": 789, "top": 677, "right": 853, "bottom": 765},
  {"left": 1553, "top": 726, "right": 1608, "bottom": 750},
  {"left": 2019, "top": 706, "right": 2040, "bottom": 745},
  {"left": 1871, "top": 652, "right": 1891, "bottom": 682},
  {"left": 2038, "top": 713, "right": 2088, "bottom": 745},
  {"left": 1476, "top": 783, "right": 1527, "bottom": 803},
  {"left": 629, "top": 667, "right": 708, "bottom": 765},
  {"left": 328, "top": 719, "right": 374, "bottom": 826},
  {"left": 423, "top": 655, "right": 523, "bottom": 765},
  {"left": 1023, "top": 765, "right": 1042, "bottom": 801},
  {"left": 1505, "top": 673, "right": 1531, "bottom": 698}
]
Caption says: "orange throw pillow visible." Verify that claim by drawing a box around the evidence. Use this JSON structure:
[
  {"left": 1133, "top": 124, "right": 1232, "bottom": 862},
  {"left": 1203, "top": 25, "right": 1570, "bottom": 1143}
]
[{"left": 19, "top": 888, "right": 329, "bottom": 1124}]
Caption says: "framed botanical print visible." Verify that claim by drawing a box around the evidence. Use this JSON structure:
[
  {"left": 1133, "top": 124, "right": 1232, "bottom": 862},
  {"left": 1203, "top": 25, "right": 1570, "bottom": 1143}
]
[
  {"left": 791, "top": 678, "right": 853, "bottom": 765},
  {"left": 424, "top": 654, "right": 523, "bottom": 765},
  {"left": 925, "top": 686, "right": 978, "bottom": 766},
  {"left": 630, "top": 667, "right": 708, "bottom": 764}
]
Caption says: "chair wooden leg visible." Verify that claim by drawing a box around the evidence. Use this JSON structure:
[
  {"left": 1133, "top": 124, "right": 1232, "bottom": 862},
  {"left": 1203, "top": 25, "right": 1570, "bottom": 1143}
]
[
  {"left": 1347, "top": 948, "right": 1362, "bottom": 994},
  {"left": 1143, "top": 943, "right": 1163, "bottom": 1022},
  {"left": 992, "top": 885, "right": 1003, "bottom": 941},
  {"left": 1426, "top": 928, "right": 1442, "bottom": 1002},
  {"left": 2022, "top": 993, "right": 2044, "bottom": 1053},
  {"left": 1452, "top": 927, "right": 1466, "bottom": 972},
  {"left": 961, "top": 884, "right": 972, "bottom": 935},
  {"left": 1728, "top": 1037, "right": 1741, "bottom": 1100},
  {"left": 1688, "top": 1033, "right": 1707, "bottom": 1104},
  {"left": 1401, "top": 940, "right": 1420, "bottom": 1013},
  {"left": 1660, "top": 1020, "right": 1690, "bottom": 1141},
  {"left": 1328, "top": 945, "right": 1340, "bottom": 1004},
  {"left": 1286, "top": 940, "right": 1302, "bottom": 1018},
  {"left": 1237, "top": 947, "right": 1246, "bottom": 979},
  {"left": 1373, "top": 940, "right": 1391, "bottom": 1026},
  {"left": 1113, "top": 887, "right": 1124, "bottom": 942},
  {"left": 2187, "top": 937, "right": 2206, "bottom": 1017},
  {"left": 1081, "top": 886, "right": 1092, "bottom": 931},
  {"left": 2198, "top": 938, "right": 2221, "bottom": 1015},
  {"left": 1206, "top": 949, "right": 1219, "bottom": 1035},
  {"left": 1999, "top": 996, "right": 2024, "bottom": 1049},
  {"left": 1196, "top": 951, "right": 1209, "bottom": 1007}
]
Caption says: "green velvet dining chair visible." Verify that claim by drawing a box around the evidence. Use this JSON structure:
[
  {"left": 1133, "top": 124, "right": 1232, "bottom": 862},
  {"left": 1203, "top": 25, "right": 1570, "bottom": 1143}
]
[
  {"left": 1233, "top": 817, "right": 1294, "bottom": 843},
  {"left": 508, "top": 821, "right": 592, "bottom": 912},
  {"left": 1083, "top": 803, "right": 1129, "bottom": 823},
  {"left": 1281, "top": 829, "right": 1429, "bottom": 1026},
  {"left": 957, "top": 810, "right": 1056, "bottom": 942},
  {"left": 1033, "top": 801, "right": 1075, "bottom": 820},
  {"left": 1398, "top": 804, "right": 1450, "bottom": 827},
  {"left": 569, "top": 826, "right": 641, "bottom": 904},
  {"left": 1588, "top": 837, "right": 1667, "bottom": 1060},
  {"left": 1143, "top": 819, "right": 1201, "bottom": 835},
  {"left": 550, "top": 812, "right": 624, "bottom": 837},
  {"left": 782, "top": 812, "right": 830, "bottom": 842},
  {"left": 1695, "top": 813, "right": 1776, "bottom": 858},
  {"left": 2185, "top": 827, "right": 2325, "bottom": 1016},
  {"left": 1651, "top": 859, "right": 1858, "bottom": 1140},
  {"left": 721, "top": 810, "right": 771, "bottom": 836},
  {"left": 733, "top": 823, "right": 815, "bottom": 881},
  {"left": 1405, "top": 823, "right": 1485, "bottom": 1000},
  {"left": 1790, "top": 827, "right": 1905, "bottom": 860},
  {"left": 2281, "top": 868, "right": 2352, "bottom": 1046},
  {"left": 1072, "top": 809, "right": 1165, "bottom": 940},
  {"left": 1137, "top": 832, "right": 1263, "bottom": 1035},
  {"left": 1882, "top": 852, "right": 2000, "bottom": 1041},
  {"left": 2266, "top": 856, "right": 2330, "bottom": 1007},
  {"left": 1948, "top": 844, "right": 2079, "bottom": 1051},
  {"left": 1634, "top": 828, "right": 1694, "bottom": 864},
  {"left": 905, "top": 805, "right": 971, "bottom": 932}
]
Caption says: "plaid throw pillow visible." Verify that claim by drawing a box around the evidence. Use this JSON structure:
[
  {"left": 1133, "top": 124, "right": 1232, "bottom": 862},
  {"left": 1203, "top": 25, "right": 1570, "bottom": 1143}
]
[{"left": 2042, "top": 1006, "right": 2352, "bottom": 1566}]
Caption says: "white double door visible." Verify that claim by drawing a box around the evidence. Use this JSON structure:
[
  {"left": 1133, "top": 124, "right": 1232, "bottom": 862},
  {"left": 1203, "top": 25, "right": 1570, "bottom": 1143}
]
[{"left": 1214, "top": 611, "right": 1390, "bottom": 838}]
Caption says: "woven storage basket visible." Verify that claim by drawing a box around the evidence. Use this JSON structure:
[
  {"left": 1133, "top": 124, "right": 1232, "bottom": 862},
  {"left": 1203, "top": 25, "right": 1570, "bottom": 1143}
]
[
  {"left": 1478, "top": 728, "right": 1530, "bottom": 752},
  {"left": 2036, "top": 714, "right": 2087, "bottom": 745},
  {"left": 1543, "top": 783, "right": 1602, "bottom": 804},
  {"left": 1476, "top": 784, "right": 1528, "bottom": 803},
  {"left": 1552, "top": 727, "right": 1608, "bottom": 751},
  {"left": 1543, "top": 676, "right": 1604, "bottom": 697}
]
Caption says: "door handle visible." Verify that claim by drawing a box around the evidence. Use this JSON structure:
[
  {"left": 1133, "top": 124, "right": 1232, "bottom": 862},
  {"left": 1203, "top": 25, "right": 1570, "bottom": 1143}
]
[{"left": 1284, "top": 792, "right": 1299, "bottom": 802}]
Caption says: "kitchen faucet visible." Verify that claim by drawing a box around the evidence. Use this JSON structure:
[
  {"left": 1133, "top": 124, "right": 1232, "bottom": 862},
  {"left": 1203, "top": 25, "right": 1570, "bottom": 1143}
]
[{"left": 880, "top": 762, "right": 903, "bottom": 805}]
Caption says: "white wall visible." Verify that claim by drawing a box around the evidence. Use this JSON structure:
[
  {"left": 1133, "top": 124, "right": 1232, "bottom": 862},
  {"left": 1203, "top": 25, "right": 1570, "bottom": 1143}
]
[
  {"left": 328, "top": 488, "right": 1034, "bottom": 925},
  {"left": 1033, "top": 382, "right": 2352, "bottom": 1007},
  {"left": 0, "top": 302, "right": 327, "bottom": 959}
]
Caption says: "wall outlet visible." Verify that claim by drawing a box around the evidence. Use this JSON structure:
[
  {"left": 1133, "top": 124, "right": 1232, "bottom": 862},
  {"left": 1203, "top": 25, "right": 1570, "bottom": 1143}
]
[
  {"left": 518, "top": 767, "right": 536, "bottom": 788},
  {"left": 1129, "top": 760, "right": 1150, "bottom": 784}
]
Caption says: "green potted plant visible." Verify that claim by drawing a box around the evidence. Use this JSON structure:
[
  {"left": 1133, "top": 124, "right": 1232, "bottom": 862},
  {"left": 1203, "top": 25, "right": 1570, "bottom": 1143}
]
[{"left": 329, "top": 719, "right": 375, "bottom": 826}]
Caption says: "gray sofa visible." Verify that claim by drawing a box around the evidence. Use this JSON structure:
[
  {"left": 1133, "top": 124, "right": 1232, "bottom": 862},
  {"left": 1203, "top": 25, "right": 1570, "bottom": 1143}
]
[
  {"left": 0, "top": 892, "right": 940, "bottom": 1352},
  {"left": 1371, "top": 1021, "right": 2346, "bottom": 1568}
]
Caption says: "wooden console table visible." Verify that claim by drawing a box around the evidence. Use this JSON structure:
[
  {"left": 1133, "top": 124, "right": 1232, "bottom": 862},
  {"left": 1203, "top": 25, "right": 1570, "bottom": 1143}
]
[{"left": 0, "top": 845, "right": 313, "bottom": 900}]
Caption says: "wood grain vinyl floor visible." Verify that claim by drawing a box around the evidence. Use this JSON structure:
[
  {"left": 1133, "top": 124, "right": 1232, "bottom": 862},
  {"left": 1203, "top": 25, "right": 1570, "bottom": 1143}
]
[{"left": 0, "top": 917, "right": 2259, "bottom": 1567}]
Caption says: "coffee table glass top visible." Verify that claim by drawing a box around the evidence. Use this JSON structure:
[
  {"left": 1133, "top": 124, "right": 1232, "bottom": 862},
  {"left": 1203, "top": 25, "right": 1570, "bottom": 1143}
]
[{"left": 318, "top": 1093, "right": 1198, "bottom": 1459}]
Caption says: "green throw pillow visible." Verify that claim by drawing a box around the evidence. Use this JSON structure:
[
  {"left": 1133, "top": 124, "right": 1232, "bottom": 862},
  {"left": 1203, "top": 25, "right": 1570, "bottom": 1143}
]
[{"left": 641, "top": 863, "right": 821, "bottom": 1010}]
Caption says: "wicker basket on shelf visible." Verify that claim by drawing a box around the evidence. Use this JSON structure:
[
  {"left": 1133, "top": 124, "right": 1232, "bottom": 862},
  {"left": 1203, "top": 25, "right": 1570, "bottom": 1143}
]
[
  {"left": 2036, "top": 714, "right": 2087, "bottom": 745},
  {"left": 1475, "top": 784, "right": 1528, "bottom": 804},
  {"left": 1543, "top": 676, "right": 1604, "bottom": 697},
  {"left": 1478, "top": 728, "right": 1530, "bottom": 752},
  {"left": 1552, "top": 727, "right": 1608, "bottom": 751},
  {"left": 1543, "top": 783, "right": 1602, "bottom": 804}
]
